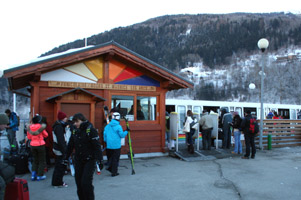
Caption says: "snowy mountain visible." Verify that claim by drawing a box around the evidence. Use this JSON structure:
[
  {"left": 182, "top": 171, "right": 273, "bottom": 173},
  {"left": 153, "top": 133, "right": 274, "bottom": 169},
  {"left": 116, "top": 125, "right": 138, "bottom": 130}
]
[{"left": 167, "top": 46, "right": 301, "bottom": 104}]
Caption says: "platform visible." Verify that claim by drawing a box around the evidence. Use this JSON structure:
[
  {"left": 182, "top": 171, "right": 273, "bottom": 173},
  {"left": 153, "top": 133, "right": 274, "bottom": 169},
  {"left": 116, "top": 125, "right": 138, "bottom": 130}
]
[{"left": 170, "top": 142, "right": 237, "bottom": 161}]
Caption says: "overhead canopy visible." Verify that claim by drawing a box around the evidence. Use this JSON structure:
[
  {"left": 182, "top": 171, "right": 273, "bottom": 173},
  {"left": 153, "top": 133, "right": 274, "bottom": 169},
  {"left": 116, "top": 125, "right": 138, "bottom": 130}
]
[
  {"left": 4, "top": 41, "right": 193, "bottom": 90},
  {"left": 46, "top": 87, "right": 106, "bottom": 103}
]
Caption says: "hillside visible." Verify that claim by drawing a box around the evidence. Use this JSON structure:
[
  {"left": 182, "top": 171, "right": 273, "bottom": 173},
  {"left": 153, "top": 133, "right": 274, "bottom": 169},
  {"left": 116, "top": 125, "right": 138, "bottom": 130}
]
[
  {"left": 4, "top": 12, "right": 301, "bottom": 106},
  {"left": 41, "top": 12, "right": 301, "bottom": 70}
]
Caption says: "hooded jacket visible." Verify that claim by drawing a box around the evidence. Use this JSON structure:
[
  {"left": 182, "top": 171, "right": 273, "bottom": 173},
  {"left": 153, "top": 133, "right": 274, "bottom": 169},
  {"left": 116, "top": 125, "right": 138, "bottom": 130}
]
[
  {"left": 27, "top": 123, "right": 48, "bottom": 146},
  {"left": 103, "top": 119, "right": 128, "bottom": 149}
]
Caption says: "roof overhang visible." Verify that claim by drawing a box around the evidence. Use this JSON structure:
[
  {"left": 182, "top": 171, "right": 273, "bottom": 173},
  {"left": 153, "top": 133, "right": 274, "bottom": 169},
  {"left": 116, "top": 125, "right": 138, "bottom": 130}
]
[{"left": 4, "top": 41, "right": 194, "bottom": 90}]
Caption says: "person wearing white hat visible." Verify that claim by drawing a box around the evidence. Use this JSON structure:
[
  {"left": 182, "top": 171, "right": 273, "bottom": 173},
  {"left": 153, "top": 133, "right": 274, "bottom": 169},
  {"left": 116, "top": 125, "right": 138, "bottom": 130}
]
[{"left": 103, "top": 112, "right": 128, "bottom": 177}]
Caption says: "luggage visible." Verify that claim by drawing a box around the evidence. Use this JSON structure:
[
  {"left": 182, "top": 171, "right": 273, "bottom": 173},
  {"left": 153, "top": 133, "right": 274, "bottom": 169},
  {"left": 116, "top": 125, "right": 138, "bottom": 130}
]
[
  {"left": 8, "top": 154, "right": 29, "bottom": 174},
  {"left": 0, "top": 161, "right": 15, "bottom": 184},
  {"left": 4, "top": 178, "right": 29, "bottom": 200}
]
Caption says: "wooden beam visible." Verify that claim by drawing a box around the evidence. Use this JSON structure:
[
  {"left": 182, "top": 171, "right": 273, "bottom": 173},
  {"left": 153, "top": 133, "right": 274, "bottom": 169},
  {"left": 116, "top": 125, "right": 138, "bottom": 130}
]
[
  {"left": 161, "top": 81, "right": 174, "bottom": 89},
  {"left": 33, "top": 72, "right": 41, "bottom": 82}
]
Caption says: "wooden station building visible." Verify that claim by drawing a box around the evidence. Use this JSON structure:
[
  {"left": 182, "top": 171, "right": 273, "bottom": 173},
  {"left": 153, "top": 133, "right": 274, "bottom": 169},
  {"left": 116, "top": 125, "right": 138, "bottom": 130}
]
[{"left": 4, "top": 41, "right": 193, "bottom": 155}]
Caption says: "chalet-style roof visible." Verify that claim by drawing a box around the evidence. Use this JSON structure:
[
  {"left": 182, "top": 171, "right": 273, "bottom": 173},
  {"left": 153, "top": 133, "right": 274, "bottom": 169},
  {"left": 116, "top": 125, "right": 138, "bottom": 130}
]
[
  {"left": 4, "top": 41, "right": 194, "bottom": 90},
  {"left": 46, "top": 87, "right": 106, "bottom": 103}
]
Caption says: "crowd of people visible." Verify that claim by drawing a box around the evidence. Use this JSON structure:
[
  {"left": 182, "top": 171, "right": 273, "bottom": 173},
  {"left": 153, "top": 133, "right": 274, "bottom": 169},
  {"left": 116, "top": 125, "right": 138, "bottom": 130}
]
[
  {"left": 0, "top": 109, "right": 129, "bottom": 200},
  {"left": 0, "top": 106, "right": 291, "bottom": 199},
  {"left": 180, "top": 108, "right": 284, "bottom": 159}
]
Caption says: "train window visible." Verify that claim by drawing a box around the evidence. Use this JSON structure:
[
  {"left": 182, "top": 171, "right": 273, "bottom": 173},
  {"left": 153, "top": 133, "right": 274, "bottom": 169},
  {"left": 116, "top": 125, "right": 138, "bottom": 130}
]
[
  {"left": 193, "top": 106, "right": 202, "bottom": 115},
  {"left": 187, "top": 105, "right": 192, "bottom": 111},
  {"left": 203, "top": 106, "right": 219, "bottom": 113},
  {"left": 111, "top": 95, "right": 134, "bottom": 120},
  {"left": 230, "top": 107, "right": 234, "bottom": 112},
  {"left": 137, "top": 96, "right": 157, "bottom": 121},
  {"left": 221, "top": 106, "right": 229, "bottom": 113},
  {"left": 244, "top": 107, "right": 257, "bottom": 117},
  {"left": 178, "top": 105, "right": 186, "bottom": 130},
  {"left": 235, "top": 107, "right": 242, "bottom": 117},
  {"left": 278, "top": 109, "right": 290, "bottom": 119}
]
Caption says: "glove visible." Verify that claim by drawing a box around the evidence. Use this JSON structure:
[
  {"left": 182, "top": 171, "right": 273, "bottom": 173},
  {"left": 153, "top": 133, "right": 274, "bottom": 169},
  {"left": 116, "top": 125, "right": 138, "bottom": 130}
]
[
  {"left": 126, "top": 127, "right": 130, "bottom": 131},
  {"left": 97, "top": 161, "right": 104, "bottom": 170}
]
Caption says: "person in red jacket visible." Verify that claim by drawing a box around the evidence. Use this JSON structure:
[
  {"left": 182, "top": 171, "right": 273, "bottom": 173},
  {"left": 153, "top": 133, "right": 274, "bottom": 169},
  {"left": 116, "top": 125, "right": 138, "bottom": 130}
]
[{"left": 27, "top": 115, "right": 48, "bottom": 181}]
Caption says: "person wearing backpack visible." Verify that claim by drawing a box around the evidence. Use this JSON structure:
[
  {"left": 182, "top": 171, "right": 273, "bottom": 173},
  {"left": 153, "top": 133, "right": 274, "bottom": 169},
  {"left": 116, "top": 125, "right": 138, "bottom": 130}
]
[
  {"left": 67, "top": 113, "right": 103, "bottom": 200},
  {"left": 5, "top": 109, "right": 19, "bottom": 150},
  {"left": 241, "top": 110, "right": 258, "bottom": 159}
]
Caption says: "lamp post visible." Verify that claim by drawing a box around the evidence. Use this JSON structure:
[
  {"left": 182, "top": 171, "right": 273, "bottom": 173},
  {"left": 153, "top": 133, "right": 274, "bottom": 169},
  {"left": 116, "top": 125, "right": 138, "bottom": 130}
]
[{"left": 257, "top": 38, "right": 269, "bottom": 150}]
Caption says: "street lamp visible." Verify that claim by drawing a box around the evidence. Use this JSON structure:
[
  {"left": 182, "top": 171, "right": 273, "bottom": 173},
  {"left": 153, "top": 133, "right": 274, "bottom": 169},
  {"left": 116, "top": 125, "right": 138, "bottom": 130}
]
[
  {"left": 249, "top": 83, "right": 256, "bottom": 90},
  {"left": 257, "top": 38, "right": 269, "bottom": 150}
]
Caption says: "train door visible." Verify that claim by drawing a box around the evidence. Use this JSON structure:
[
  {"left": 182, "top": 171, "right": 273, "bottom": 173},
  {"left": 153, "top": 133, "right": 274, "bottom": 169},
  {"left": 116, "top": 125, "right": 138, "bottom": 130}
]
[
  {"left": 290, "top": 109, "right": 297, "bottom": 119},
  {"left": 177, "top": 105, "right": 186, "bottom": 131}
]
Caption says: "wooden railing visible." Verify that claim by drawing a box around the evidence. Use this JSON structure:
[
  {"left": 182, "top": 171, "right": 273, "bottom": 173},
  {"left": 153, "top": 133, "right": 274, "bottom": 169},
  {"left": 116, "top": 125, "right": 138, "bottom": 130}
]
[{"left": 255, "top": 120, "right": 301, "bottom": 149}]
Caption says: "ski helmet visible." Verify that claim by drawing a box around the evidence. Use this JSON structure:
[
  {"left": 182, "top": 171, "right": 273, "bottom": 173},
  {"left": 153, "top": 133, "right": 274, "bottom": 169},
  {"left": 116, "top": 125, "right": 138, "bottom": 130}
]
[{"left": 112, "top": 112, "right": 121, "bottom": 121}]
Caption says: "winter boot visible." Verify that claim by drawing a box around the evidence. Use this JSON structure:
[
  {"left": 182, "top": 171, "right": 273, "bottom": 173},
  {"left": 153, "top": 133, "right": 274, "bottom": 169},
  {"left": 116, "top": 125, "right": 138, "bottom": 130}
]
[
  {"left": 37, "top": 175, "right": 46, "bottom": 181},
  {"left": 31, "top": 171, "right": 37, "bottom": 181}
]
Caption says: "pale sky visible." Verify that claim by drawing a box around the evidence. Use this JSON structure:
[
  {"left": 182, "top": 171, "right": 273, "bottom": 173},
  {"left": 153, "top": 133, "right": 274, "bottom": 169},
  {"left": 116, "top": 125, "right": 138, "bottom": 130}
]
[{"left": 0, "top": 0, "right": 300, "bottom": 73}]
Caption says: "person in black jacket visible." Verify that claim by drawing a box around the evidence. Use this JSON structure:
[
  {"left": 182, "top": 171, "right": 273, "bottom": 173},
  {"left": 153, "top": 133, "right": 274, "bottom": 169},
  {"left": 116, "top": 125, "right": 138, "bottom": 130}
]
[
  {"left": 51, "top": 111, "right": 68, "bottom": 188},
  {"left": 67, "top": 113, "right": 103, "bottom": 200},
  {"left": 241, "top": 110, "right": 256, "bottom": 159}
]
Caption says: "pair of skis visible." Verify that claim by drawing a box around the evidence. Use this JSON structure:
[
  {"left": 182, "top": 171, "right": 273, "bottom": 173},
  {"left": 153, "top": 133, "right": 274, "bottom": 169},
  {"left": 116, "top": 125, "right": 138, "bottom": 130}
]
[{"left": 124, "top": 117, "right": 135, "bottom": 175}]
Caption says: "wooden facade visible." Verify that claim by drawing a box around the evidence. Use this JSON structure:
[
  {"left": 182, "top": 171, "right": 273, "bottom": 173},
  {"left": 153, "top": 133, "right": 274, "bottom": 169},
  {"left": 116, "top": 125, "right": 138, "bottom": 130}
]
[{"left": 4, "top": 41, "right": 193, "bottom": 155}]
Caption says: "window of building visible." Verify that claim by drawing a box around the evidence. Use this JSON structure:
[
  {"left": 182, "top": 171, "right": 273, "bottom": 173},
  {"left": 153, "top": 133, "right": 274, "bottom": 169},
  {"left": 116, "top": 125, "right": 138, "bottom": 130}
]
[
  {"left": 111, "top": 95, "right": 134, "bottom": 121},
  {"left": 137, "top": 96, "right": 157, "bottom": 121},
  {"left": 111, "top": 95, "right": 157, "bottom": 121}
]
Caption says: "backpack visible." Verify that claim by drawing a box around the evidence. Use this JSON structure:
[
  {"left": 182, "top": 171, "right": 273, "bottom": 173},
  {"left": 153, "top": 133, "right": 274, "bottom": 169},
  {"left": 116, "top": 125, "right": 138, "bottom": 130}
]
[
  {"left": 11, "top": 112, "right": 20, "bottom": 127},
  {"left": 249, "top": 118, "right": 259, "bottom": 135}
]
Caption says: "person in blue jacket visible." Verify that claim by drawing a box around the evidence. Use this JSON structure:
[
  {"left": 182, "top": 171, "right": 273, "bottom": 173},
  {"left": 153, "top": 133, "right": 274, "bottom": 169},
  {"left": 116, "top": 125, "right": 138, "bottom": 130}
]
[
  {"left": 103, "top": 112, "right": 128, "bottom": 177},
  {"left": 5, "top": 109, "right": 19, "bottom": 149}
]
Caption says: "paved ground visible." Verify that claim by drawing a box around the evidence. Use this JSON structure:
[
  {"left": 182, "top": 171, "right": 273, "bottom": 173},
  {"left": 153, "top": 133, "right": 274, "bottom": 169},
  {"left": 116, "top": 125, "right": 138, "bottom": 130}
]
[{"left": 19, "top": 146, "right": 301, "bottom": 200}]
